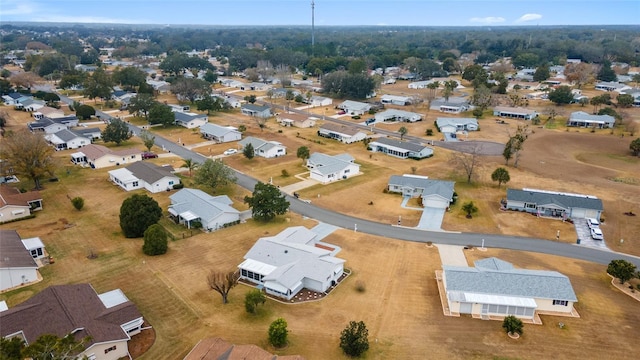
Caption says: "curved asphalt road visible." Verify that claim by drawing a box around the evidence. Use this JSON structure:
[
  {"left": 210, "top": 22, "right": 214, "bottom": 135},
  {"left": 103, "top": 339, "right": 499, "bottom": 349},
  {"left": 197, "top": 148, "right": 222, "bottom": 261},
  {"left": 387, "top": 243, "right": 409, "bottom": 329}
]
[{"left": 53, "top": 90, "right": 640, "bottom": 268}]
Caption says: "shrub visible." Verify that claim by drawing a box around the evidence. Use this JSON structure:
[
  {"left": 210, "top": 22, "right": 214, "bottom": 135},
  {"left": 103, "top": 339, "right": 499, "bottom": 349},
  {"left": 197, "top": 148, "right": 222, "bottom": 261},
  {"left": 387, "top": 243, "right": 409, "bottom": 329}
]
[
  {"left": 268, "top": 318, "right": 288, "bottom": 348},
  {"left": 244, "top": 289, "right": 266, "bottom": 314},
  {"left": 355, "top": 280, "right": 366, "bottom": 293},
  {"left": 340, "top": 321, "right": 369, "bottom": 357},
  {"left": 426, "top": 129, "right": 434, "bottom": 136},
  {"left": 142, "top": 224, "right": 168, "bottom": 256},
  {"left": 472, "top": 108, "right": 484, "bottom": 118},
  {"left": 71, "top": 196, "right": 84, "bottom": 211},
  {"left": 119, "top": 194, "right": 162, "bottom": 238},
  {"left": 172, "top": 183, "right": 184, "bottom": 189},
  {"left": 281, "top": 169, "right": 290, "bottom": 177},
  {"left": 502, "top": 315, "right": 524, "bottom": 336}
]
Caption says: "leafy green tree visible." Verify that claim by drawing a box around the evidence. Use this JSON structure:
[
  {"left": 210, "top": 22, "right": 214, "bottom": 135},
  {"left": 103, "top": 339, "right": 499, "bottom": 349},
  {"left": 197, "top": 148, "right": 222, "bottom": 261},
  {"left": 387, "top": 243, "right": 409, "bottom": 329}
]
[
  {"left": 243, "top": 142, "right": 255, "bottom": 159},
  {"left": 143, "top": 224, "right": 168, "bottom": 256},
  {"left": 616, "top": 94, "right": 634, "bottom": 108},
  {"left": 502, "top": 315, "right": 524, "bottom": 336},
  {"left": 75, "top": 104, "right": 95, "bottom": 120},
  {"left": 119, "top": 194, "right": 162, "bottom": 238},
  {"left": 207, "top": 270, "right": 240, "bottom": 304},
  {"left": 398, "top": 126, "right": 408, "bottom": 140},
  {"left": 244, "top": 94, "right": 257, "bottom": 104},
  {"left": 513, "top": 52, "right": 540, "bottom": 68},
  {"left": 462, "top": 64, "right": 488, "bottom": 87},
  {"left": 148, "top": 103, "right": 175, "bottom": 127},
  {"left": 0, "top": 336, "right": 24, "bottom": 360},
  {"left": 607, "top": 259, "right": 637, "bottom": 284},
  {"left": 82, "top": 67, "right": 113, "bottom": 101},
  {"left": 548, "top": 85, "right": 573, "bottom": 105},
  {"left": 22, "top": 334, "right": 90, "bottom": 360},
  {"left": 244, "top": 289, "right": 266, "bottom": 314},
  {"left": 442, "top": 57, "right": 457, "bottom": 73},
  {"left": 321, "top": 70, "right": 376, "bottom": 99},
  {"left": 102, "top": 118, "right": 132, "bottom": 145},
  {"left": 128, "top": 94, "right": 157, "bottom": 121},
  {"left": 533, "top": 64, "right": 550, "bottom": 82},
  {"left": 630, "top": 138, "right": 640, "bottom": 156},
  {"left": 597, "top": 60, "right": 617, "bottom": 82},
  {"left": 297, "top": 146, "right": 310, "bottom": 161},
  {"left": 171, "top": 77, "right": 211, "bottom": 103},
  {"left": 491, "top": 167, "right": 511, "bottom": 188},
  {"left": 244, "top": 182, "right": 290, "bottom": 222},
  {"left": 0, "top": 129, "right": 57, "bottom": 190},
  {"left": 462, "top": 201, "right": 478, "bottom": 218},
  {"left": 194, "top": 159, "right": 237, "bottom": 191},
  {"left": 139, "top": 130, "right": 156, "bottom": 152},
  {"left": 340, "top": 321, "right": 369, "bottom": 357},
  {"left": 268, "top": 318, "right": 289, "bottom": 348},
  {"left": 43, "top": 92, "right": 60, "bottom": 106},
  {"left": 59, "top": 69, "right": 87, "bottom": 90},
  {"left": 71, "top": 196, "right": 84, "bottom": 211},
  {"left": 112, "top": 66, "right": 147, "bottom": 91},
  {"left": 195, "top": 96, "right": 223, "bottom": 115}
]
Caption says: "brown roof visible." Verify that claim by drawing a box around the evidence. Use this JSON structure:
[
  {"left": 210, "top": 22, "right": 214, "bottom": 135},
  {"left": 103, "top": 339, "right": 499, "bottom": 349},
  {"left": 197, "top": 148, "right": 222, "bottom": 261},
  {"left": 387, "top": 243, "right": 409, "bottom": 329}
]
[
  {"left": 277, "top": 112, "right": 310, "bottom": 122},
  {"left": 0, "top": 230, "right": 38, "bottom": 269},
  {"left": 0, "top": 185, "right": 42, "bottom": 208},
  {"left": 0, "top": 284, "right": 142, "bottom": 348},
  {"left": 319, "top": 123, "right": 363, "bottom": 136},
  {"left": 79, "top": 144, "right": 141, "bottom": 161},
  {"left": 184, "top": 337, "right": 306, "bottom": 360}
]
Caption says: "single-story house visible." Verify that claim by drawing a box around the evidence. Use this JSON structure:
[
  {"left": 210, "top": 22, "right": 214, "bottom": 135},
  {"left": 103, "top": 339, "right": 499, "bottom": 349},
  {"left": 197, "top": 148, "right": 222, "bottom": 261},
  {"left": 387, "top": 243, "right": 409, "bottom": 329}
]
[
  {"left": 566, "top": 111, "right": 616, "bottom": 128},
  {"left": 184, "top": 337, "right": 306, "bottom": 360},
  {"left": 368, "top": 137, "right": 434, "bottom": 159},
  {"left": 0, "top": 185, "right": 43, "bottom": 222},
  {"left": 337, "top": 100, "right": 371, "bottom": 115},
  {"left": 199, "top": 123, "right": 242, "bottom": 143},
  {"left": 594, "top": 81, "right": 627, "bottom": 92},
  {"left": 28, "top": 115, "right": 79, "bottom": 133},
  {"left": 306, "top": 152, "right": 360, "bottom": 184},
  {"left": 271, "top": 88, "right": 301, "bottom": 99},
  {"left": 240, "top": 104, "right": 271, "bottom": 118},
  {"left": 73, "top": 127, "right": 102, "bottom": 141},
  {"left": 430, "top": 98, "right": 473, "bottom": 113},
  {"left": 169, "top": 188, "right": 240, "bottom": 231},
  {"left": 374, "top": 109, "right": 422, "bottom": 123},
  {"left": 15, "top": 98, "right": 45, "bottom": 112},
  {"left": 108, "top": 162, "right": 180, "bottom": 193},
  {"left": 276, "top": 112, "right": 317, "bottom": 128},
  {"left": 408, "top": 80, "right": 436, "bottom": 89},
  {"left": 317, "top": 123, "right": 367, "bottom": 144},
  {"left": 2, "top": 93, "right": 25, "bottom": 106},
  {"left": 240, "top": 82, "right": 271, "bottom": 91},
  {"left": 218, "top": 78, "right": 245, "bottom": 88},
  {"left": 174, "top": 111, "right": 208, "bottom": 129},
  {"left": 223, "top": 95, "right": 244, "bottom": 108},
  {"left": 32, "top": 106, "right": 65, "bottom": 120},
  {"left": 45, "top": 129, "right": 92, "bottom": 150},
  {"left": 436, "top": 117, "right": 479, "bottom": 133},
  {"left": 505, "top": 188, "right": 603, "bottom": 220},
  {"left": 0, "top": 230, "right": 41, "bottom": 291},
  {"left": 441, "top": 257, "right": 578, "bottom": 320},
  {"left": 309, "top": 95, "right": 333, "bottom": 107},
  {"left": 381, "top": 94, "right": 413, "bottom": 106},
  {"left": 493, "top": 106, "right": 538, "bottom": 120},
  {"left": 0, "top": 284, "right": 144, "bottom": 360},
  {"left": 146, "top": 79, "right": 171, "bottom": 94},
  {"left": 238, "top": 136, "right": 286, "bottom": 158},
  {"left": 238, "top": 226, "right": 345, "bottom": 300},
  {"left": 70, "top": 144, "right": 142, "bottom": 169},
  {"left": 387, "top": 175, "right": 455, "bottom": 209}
]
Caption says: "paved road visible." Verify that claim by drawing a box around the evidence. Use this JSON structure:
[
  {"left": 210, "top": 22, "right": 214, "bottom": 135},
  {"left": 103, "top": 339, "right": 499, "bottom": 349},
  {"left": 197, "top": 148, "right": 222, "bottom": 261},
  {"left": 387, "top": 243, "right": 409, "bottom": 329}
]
[{"left": 53, "top": 88, "right": 640, "bottom": 268}]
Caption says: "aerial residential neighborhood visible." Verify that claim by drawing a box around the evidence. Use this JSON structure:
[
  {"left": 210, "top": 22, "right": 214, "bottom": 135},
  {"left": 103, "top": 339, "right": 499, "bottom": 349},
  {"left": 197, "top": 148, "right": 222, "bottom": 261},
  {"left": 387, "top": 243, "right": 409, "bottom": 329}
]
[{"left": 0, "top": 3, "right": 639, "bottom": 360}]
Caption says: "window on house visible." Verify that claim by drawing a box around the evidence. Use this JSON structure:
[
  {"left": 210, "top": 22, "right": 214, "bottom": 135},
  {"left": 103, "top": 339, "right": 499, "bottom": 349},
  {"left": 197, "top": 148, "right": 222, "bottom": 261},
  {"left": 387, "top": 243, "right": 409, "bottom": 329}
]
[
  {"left": 552, "top": 300, "right": 568, "bottom": 306},
  {"left": 169, "top": 181, "right": 174, "bottom": 185},
  {"left": 132, "top": 181, "right": 139, "bottom": 187},
  {"left": 525, "top": 203, "right": 537, "bottom": 209},
  {"left": 104, "top": 345, "right": 117, "bottom": 354}
]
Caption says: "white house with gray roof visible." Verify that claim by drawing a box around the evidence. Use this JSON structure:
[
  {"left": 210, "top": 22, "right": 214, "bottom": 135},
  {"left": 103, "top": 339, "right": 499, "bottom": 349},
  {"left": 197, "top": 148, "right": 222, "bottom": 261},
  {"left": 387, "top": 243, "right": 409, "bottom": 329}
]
[
  {"left": 238, "top": 136, "right": 286, "bottom": 158},
  {"left": 493, "top": 106, "right": 538, "bottom": 120},
  {"left": 441, "top": 257, "right": 578, "bottom": 320},
  {"left": 594, "top": 81, "right": 627, "bottom": 92},
  {"left": 240, "top": 104, "right": 271, "bottom": 118},
  {"left": 108, "top": 162, "right": 180, "bottom": 194},
  {"left": 436, "top": 117, "right": 479, "bottom": 133},
  {"left": 318, "top": 123, "right": 367, "bottom": 143},
  {"left": 168, "top": 188, "right": 240, "bottom": 231},
  {"left": 505, "top": 188, "right": 603, "bottom": 220},
  {"left": 45, "top": 129, "right": 91, "bottom": 150},
  {"left": 374, "top": 109, "right": 422, "bottom": 123},
  {"left": 306, "top": 152, "right": 360, "bottom": 184},
  {"left": 430, "top": 98, "right": 473, "bottom": 113},
  {"left": 368, "top": 138, "right": 433, "bottom": 159},
  {"left": 199, "top": 123, "right": 242, "bottom": 143},
  {"left": 174, "top": 111, "right": 208, "bottom": 129},
  {"left": 567, "top": 111, "right": 616, "bottom": 129},
  {"left": 238, "top": 226, "right": 345, "bottom": 300},
  {"left": 381, "top": 94, "right": 413, "bottom": 106},
  {"left": 387, "top": 175, "right": 455, "bottom": 209},
  {"left": 337, "top": 100, "right": 371, "bottom": 115}
]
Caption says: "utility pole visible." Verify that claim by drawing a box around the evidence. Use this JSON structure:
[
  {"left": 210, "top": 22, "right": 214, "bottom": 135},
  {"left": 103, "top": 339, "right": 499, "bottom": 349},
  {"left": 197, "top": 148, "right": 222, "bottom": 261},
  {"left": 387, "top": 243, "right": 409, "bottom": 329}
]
[{"left": 311, "top": 0, "right": 315, "bottom": 52}]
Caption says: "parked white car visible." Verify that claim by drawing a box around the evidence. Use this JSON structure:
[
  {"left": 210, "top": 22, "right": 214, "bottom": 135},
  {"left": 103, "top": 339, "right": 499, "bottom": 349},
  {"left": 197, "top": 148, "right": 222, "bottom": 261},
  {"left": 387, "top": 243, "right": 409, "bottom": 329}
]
[
  {"left": 586, "top": 218, "right": 600, "bottom": 229},
  {"left": 223, "top": 149, "right": 238, "bottom": 155},
  {"left": 590, "top": 227, "right": 604, "bottom": 240}
]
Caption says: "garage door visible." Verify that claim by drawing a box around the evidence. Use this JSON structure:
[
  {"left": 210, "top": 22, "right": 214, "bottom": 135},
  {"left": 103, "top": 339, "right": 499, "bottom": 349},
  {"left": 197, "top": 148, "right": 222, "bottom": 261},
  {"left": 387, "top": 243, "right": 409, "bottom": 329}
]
[
  {"left": 423, "top": 197, "right": 447, "bottom": 209},
  {"left": 571, "top": 208, "right": 586, "bottom": 219}
]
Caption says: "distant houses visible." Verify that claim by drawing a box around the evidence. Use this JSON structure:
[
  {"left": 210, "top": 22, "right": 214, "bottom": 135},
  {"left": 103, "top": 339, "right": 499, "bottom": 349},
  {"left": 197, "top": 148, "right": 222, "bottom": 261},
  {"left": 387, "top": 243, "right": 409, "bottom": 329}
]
[
  {"left": 368, "top": 138, "right": 433, "bottom": 159},
  {"left": 306, "top": 152, "right": 360, "bottom": 184},
  {"left": 318, "top": 123, "right": 367, "bottom": 144},
  {"left": 238, "top": 136, "right": 286, "bottom": 158}
]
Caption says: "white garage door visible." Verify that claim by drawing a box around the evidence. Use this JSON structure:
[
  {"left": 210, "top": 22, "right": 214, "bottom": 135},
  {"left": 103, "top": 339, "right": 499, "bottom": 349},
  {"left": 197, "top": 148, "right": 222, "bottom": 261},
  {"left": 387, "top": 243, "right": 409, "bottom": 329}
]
[
  {"left": 571, "top": 208, "right": 587, "bottom": 219},
  {"left": 423, "top": 196, "right": 448, "bottom": 209}
]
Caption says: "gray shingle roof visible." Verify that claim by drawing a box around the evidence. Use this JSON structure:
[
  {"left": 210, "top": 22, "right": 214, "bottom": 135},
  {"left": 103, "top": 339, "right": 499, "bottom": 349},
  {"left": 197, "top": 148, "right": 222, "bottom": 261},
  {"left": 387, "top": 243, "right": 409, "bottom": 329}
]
[
  {"left": 371, "top": 137, "right": 427, "bottom": 152},
  {"left": 0, "top": 230, "right": 38, "bottom": 269},
  {"left": 241, "top": 104, "right": 270, "bottom": 112},
  {"left": 444, "top": 258, "right": 577, "bottom": 301},
  {"left": 169, "top": 188, "right": 239, "bottom": 224},
  {"left": 308, "top": 152, "right": 356, "bottom": 176},
  {"left": 507, "top": 188, "right": 603, "bottom": 211},
  {"left": 388, "top": 175, "right": 454, "bottom": 200},
  {"left": 435, "top": 117, "right": 478, "bottom": 128},
  {"left": 125, "top": 161, "right": 176, "bottom": 184},
  {"left": 200, "top": 123, "right": 239, "bottom": 137}
]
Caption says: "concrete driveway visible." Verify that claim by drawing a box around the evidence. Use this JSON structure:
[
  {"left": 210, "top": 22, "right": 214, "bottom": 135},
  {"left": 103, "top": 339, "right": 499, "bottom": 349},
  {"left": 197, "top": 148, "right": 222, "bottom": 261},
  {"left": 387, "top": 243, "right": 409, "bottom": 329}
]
[
  {"left": 417, "top": 207, "right": 446, "bottom": 230},
  {"left": 574, "top": 219, "right": 608, "bottom": 249},
  {"left": 435, "top": 244, "right": 468, "bottom": 266}
]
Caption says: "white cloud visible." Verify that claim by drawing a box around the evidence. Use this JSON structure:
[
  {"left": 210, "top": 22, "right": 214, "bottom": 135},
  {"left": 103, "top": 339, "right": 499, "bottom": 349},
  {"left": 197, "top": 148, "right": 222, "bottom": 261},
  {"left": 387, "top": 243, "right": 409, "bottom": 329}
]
[
  {"left": 1, "top": 0, "right": 37, "bottom": 15},
  {"left": 515, "top": 13, "right": 543, "bottom": 23},
  {"left": 33, "top": 15, "right": 150, "bottom": 24},
  {"left": 469, "top": 17, "right": 506, "bottom": 25}
]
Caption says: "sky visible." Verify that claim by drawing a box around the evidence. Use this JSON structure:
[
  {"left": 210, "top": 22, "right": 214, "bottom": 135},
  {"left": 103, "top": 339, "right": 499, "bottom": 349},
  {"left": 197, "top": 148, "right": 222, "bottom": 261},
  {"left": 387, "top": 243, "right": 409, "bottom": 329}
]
[{"left": 1, "top": 0, "right": 639, "bottom": 27}]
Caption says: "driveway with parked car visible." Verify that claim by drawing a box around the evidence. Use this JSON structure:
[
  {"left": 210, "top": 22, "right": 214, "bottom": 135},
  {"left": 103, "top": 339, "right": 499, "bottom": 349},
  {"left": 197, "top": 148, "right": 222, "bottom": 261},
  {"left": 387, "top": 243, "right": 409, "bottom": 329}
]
[{"left": 574, "top": 217, "right": 607, "bottom": 249}]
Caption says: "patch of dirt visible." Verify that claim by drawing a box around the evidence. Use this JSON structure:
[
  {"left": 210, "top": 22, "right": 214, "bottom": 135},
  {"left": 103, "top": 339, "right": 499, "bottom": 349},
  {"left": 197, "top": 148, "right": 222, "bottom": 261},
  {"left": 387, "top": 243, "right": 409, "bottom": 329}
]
[{"left": 127, "top": 323, "right": 156, "bottom": 359}]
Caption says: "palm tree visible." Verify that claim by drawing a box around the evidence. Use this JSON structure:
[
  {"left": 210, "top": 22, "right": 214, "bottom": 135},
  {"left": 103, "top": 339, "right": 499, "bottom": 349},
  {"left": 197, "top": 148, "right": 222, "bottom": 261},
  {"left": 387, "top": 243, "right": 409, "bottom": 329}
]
[
  {"left": 182, "top": 158, "right": 198, "bottom": 177},
  {"left": 461, "top": 201, "right": 478, "bottom": 219}
]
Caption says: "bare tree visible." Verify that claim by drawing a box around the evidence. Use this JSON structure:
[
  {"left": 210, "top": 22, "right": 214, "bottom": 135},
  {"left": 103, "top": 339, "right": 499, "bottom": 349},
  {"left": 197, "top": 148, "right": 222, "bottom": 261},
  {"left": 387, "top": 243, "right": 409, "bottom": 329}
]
[
  {"left": 503, "top": 125, "right": 530, "bottom": 168},
  {"left": 449, "top": 144, "right": 483, "bottom": 183},
  {"left": 207, "top": 270, "right": 240, "bottom": 304},
  {"left": 0, "top": 129, "right": 58, "bottom": 189},
  {"left": 10, "top": 71, "right": 42, "bottom": 90},
  {"left": 257, "top": 60, "right": 274, "bottom": 82},
  {"left": 275, "top": 64, "right": 292, "bottom": 88}
]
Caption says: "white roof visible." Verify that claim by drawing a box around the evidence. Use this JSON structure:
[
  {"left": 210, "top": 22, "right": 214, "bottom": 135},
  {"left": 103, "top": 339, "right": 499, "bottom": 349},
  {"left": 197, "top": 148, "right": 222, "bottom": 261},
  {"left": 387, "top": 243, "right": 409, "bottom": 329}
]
[
  {"left": 239, "top": 258, "right": 277, "bottom": 275},
  {"left": 0, "top": 300, "right": 8, "bottom": 312},
  {"left": 98, "top": 289, "right": 130, "bottom": 308},
  {"left": 178, "top": 210, "right": 199, "bottom": 221},
  {"left": 21, "top": 237, "right": 45, "bottom": 251},
  {"left": 459, "top": 292, "right": 537, "bottom": 307},
  {"left": 108, "top": 167, "right": 137, "bottom": 183}
]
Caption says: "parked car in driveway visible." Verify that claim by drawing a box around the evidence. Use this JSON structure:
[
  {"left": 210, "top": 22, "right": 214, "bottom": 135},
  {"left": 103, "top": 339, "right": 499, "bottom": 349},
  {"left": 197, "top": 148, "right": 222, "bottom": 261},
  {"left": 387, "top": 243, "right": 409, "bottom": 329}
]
[
  {"left": 590, "top": 227, "right": 604, "bottom": 240},
  {"left": 586, "top": 218, "right": 600, "bottom": 229},
  {"left": 142, "top": 152, "right": 158, "bottom": 159},
  {"left": 223, "top": 149, "right": 238, "bottom": 155}
]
